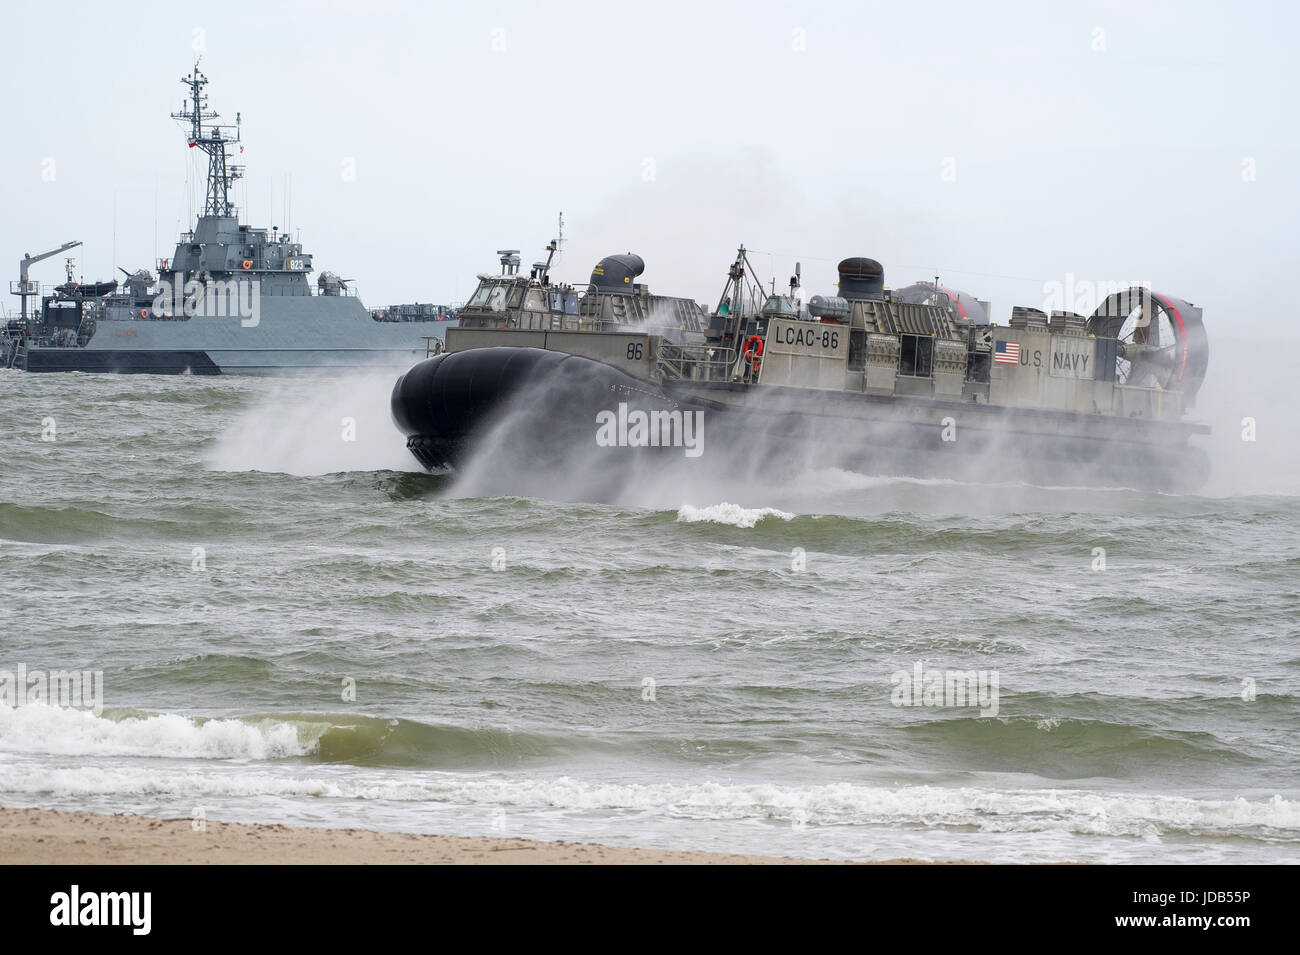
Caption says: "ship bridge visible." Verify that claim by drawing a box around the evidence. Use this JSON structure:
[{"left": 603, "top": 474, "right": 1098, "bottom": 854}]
[{"left": 455, "top": 245, "right": 705, "bottom": 338}]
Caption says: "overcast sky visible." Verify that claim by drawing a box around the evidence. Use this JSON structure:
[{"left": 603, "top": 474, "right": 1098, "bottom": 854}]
[{"left": 3, "top": 1, "right": 1295, "bottom": 334}]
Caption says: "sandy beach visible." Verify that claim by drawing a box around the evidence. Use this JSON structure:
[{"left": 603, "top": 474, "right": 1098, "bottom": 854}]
[{"left": 1, "top": 806, "right": 961, "bottom": 864}]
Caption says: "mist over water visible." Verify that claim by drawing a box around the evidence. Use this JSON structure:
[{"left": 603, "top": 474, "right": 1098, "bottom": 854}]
[
  {"left": 1192, "top": 336, "right": 1300, "bottom": 498},
  {"left": 1, "top": 366, "right": 1297, "bottom": 862},
  {"left": 205, "top": 368, "right": 416, "bottom": 476}
]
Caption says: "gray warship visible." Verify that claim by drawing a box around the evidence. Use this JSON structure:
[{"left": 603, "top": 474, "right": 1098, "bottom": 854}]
[
  {"left": 391, "top": 243, "right": 1211, "bottom": 491},
  {"left": 2, "top": 65, "right": 455, "bottom": 374}
]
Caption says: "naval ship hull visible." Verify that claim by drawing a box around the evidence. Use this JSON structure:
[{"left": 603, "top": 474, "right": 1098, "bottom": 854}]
[
  {"left": 22, "top": 349, "right": 222, "bottom": 374},
  {"left": 11, "top": 297, "right": 452, "bottom": 375},
  {"left": 392, "top": 346, "right": 1211, "bottom": 492}
]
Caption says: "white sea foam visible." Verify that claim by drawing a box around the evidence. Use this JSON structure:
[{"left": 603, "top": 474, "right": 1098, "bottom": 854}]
[
  {"left": 0, "top": 704, "right": 314, "bottom": 760},
  {"left": 676, "top": 503, "right": 794, "bottom": 528},
  {"left": 0, "top": 760, "right": 1294, "bottom": 840}
]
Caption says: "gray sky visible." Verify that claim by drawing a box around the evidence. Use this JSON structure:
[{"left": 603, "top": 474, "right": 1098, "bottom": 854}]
[{"left": 3, "top": 0, "right": 1295, "bottom": 333}]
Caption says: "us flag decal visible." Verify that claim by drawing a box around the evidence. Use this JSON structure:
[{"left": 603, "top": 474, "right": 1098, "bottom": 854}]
[{"left": 994, "top": 340, "right": 1021, "bottom": 364}]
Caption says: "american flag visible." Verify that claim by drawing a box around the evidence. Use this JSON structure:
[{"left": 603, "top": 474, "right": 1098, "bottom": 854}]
[{"left": 993, "top": 340, "right": 1021, "bottom": 364}]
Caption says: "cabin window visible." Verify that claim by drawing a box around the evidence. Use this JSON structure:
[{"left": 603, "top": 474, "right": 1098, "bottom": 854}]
[
  {"left": 898, "top": 334, "right": 934, "bottom": 377},
  {"left": 524, "top": 289, "right": 547, "bottom": 311},
  {"left": 549, "top": 291, "right": 563, "bottom": 312},
  {"left": 485, "top": 286, "right": 508, "bottom": 311},
  {"left": 506, "top": 287, "right": 525, "bottom": 309},
  {"left": 468, "top": 282, "right": 493, "bottom": 307},
  {"left": 564, "top": 292, "right": 579, "bottom": 315}
]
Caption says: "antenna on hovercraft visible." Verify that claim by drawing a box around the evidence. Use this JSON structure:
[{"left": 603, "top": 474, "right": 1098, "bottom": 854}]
[
  {"left": 532, "top": 239, "right": 559, "bottom": 285},
  {"left": 497, "top": 250, "right": 521, "bottom": 276}
]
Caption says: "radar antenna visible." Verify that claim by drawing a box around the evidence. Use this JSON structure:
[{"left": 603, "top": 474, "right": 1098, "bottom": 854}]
[
  {"left": 497, "top": 250, "right": 521, "bottom": 276},
  {"left": 172, "top": 62, "right": 243, "bottom": 217}
]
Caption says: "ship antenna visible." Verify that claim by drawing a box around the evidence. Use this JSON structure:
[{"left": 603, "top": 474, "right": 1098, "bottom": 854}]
[
  {"left": 172, "top": 62, "right": 243, "bottom": 218},
  {"left": 539, "top": 239, "right": 558, "bottom": 283}
]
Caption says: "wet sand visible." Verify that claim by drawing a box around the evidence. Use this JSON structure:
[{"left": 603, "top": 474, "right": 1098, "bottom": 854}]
[{"left": 0, "top": 806, "right": 962, "bottom": 864}]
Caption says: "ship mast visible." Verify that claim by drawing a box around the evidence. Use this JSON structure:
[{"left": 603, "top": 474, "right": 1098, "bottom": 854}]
[
  {"left": 172, "top": 62, "right": 243, "bottom": 217},
  {"left": 714, "top": 244, "right": 765, "bottom": 318}
]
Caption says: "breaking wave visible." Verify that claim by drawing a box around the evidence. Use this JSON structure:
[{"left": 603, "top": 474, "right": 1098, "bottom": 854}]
[
  {"left": 676, "top": 503, "right": 795, "bottom": 528},
  {"left": 0, "top": 759, "right": 1294, "bottom": 846},
  {"left": 0, "top": 704, "right": 312, "bottom": 760},
  {"left": 0, "top": 704, "right": 559, "bottom": 766}
]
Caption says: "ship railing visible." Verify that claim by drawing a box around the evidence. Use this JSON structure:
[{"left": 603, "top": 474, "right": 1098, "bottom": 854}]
[{"left": 656, "top": 342, "right": 740, "bottom": 382}]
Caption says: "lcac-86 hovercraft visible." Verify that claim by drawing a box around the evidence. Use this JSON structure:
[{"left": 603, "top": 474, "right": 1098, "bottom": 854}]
[{"left": 391, "top": 241, "right": 1209, "bottom": 492}]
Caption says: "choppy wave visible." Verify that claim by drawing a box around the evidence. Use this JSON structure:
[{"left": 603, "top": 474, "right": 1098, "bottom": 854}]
[
  {"left": 677, "top": 502, "right": 795, "bottom": 527},
  {"left": 0, "top": 704, "right": 563, "bottom": 766},
  {"left": 1, "top": 700, "right": 1282, "bottom": 783},
  {"left": 4, "top": 371, "right": 1300, "bottom": 861}
]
